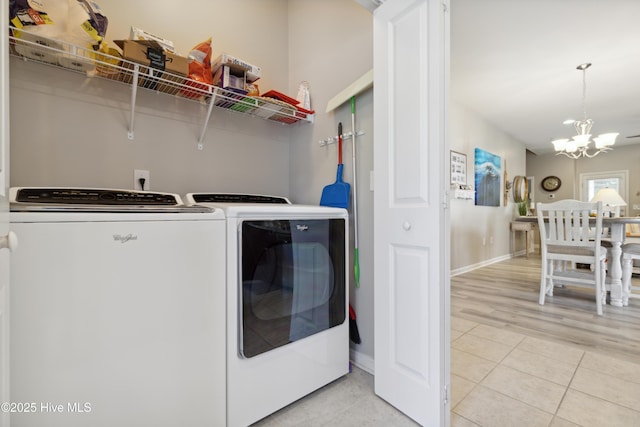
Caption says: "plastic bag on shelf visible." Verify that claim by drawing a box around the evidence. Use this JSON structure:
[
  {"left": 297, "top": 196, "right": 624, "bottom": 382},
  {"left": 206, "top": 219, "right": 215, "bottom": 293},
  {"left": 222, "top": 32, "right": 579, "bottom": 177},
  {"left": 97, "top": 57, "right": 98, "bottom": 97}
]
[
  {"left": 10, "top": 0, "right": 68, "bottom": 64},
  {"left": 62, "top": 0, "right": 108, "bottom": 49},
  {"left": 181, "top": 37, "right": 213, "bottom": 99},
  {"left": 56, "top": 0, "right": 109, "bottom": 71},
  {"left": 10, "top": 0, "right": 66, "bottom": 36},
  {"left": 10, "top": 0, "right": 108, "bottom": 49},
  {"left": 296, "top": 81, "right": 311, "bottom": 110},
  {"left": 10, "top": 0, "right": 109, "bottom": 71}
]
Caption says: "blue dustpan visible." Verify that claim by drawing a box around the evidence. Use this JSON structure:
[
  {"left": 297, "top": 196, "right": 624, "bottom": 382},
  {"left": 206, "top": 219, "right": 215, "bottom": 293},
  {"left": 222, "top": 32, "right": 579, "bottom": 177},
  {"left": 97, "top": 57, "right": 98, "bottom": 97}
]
[
  {"left": 320, "top": 163, "right": 351, "bottom": 209},
  {"left": 320, "top": 123, "right": 351, "bottom": 209}
]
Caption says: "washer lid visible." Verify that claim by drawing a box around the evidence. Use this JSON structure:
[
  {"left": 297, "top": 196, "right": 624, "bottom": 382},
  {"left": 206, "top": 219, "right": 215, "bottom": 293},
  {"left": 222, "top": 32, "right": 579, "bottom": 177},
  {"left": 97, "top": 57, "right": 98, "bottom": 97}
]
[{"left": 10, "top": 187, "right": 212, "bottom": 213}]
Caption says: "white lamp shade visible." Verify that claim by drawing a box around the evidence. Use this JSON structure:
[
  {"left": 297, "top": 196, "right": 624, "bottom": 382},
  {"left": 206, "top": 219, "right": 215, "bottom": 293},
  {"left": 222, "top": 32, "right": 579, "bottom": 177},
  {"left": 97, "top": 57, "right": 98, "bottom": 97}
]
[
  {"left": 596, "top": 132, "right": 618, "bottom": 147},
  {"left": 552, "top": 138, "right": 569, "bottom": 151},
  {"left": 572, "top": 134, "right": 591, "bottom": 147},
  {"left": 590, "top": 188, "right": 627, "bottom": 206},
  {"left": 565, "top": 140, "right": 578, "bottom": 152}
]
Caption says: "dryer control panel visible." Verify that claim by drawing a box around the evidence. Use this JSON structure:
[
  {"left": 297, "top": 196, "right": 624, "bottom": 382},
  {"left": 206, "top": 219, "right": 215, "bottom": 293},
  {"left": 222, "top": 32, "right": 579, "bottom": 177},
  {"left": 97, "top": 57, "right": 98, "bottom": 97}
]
[{"left": 189, "top": 193, "right": 290, "bottom": 204}]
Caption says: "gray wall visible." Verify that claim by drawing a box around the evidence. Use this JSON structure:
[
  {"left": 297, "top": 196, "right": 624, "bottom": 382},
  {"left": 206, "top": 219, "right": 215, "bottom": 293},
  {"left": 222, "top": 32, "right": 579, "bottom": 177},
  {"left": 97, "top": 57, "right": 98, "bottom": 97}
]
[
  {"left": 10, "top": 1, "right": 377, "bottom": 367},
  {"left": 287, "top": 1, "right": 375, "bottom": 367},
  {"left": 449, "top": 102, "right": 528, "bottom": 273},
  {"left": 10, "top": 0, "right": 292, "bottom": 195}
]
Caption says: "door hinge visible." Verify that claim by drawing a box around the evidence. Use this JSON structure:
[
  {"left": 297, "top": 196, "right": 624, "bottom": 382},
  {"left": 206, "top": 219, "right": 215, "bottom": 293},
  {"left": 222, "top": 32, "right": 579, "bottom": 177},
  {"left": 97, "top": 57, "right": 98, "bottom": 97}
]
[
  {"left": 442, "top": 0, "right": 449, "bottom": 13},
  {"left": 443, "top": 384, "right": 449, "bottom": 406}
]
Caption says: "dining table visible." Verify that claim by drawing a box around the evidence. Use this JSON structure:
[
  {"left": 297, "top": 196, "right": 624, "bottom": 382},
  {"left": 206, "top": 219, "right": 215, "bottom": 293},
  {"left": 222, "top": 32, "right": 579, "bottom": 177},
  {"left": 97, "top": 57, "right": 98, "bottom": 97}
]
[{"left": 516, "top": 215, "right": 640, "bottom": 307}]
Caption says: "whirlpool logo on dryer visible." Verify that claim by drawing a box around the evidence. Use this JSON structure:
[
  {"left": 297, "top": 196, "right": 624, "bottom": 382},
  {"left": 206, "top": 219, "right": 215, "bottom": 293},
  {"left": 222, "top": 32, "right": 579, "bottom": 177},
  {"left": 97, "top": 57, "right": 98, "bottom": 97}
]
[
  {"left": 296, "top": 224, "right": 309, "bottom": 232},
  {"left": 113, "top": 234, "right": 138, "bottom": 243}
]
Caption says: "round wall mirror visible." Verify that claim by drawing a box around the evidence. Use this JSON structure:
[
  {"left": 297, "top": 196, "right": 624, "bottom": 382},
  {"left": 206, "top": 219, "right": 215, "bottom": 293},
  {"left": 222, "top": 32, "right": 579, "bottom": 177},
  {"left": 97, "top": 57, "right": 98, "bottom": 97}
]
[{"left": 512, "top": 175, "right": 528, "bottom": 203}]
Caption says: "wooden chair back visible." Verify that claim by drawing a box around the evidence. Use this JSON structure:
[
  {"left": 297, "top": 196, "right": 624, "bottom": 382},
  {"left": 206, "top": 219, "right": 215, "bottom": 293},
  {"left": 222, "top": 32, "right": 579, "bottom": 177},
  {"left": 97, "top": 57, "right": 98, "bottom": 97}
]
[{"left": 537, "top": 199, "right": 603, "bottom": 258}]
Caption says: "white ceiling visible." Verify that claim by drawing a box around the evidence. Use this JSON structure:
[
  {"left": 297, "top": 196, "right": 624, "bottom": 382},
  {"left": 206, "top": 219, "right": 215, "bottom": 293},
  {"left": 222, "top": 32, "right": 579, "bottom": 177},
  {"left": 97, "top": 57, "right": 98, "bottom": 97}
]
[{"left": 451, "top": 0, "right": 640, "bottom": 154}]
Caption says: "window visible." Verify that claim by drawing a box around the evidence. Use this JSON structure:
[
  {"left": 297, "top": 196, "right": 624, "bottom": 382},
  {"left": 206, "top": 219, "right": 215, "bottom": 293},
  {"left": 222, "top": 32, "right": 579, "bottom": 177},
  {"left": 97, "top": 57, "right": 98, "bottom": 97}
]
[{"left": 579, "top": 170, "right": 629, "bottom": 216}]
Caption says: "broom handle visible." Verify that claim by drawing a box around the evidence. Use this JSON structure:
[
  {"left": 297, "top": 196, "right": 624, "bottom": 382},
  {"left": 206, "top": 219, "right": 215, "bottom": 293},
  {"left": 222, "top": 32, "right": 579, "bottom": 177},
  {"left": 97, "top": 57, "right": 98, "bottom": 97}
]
[
  {"left": 338, "top": 122, "right": 343, "bottom": 164},
  {"left": 350, "top": 100, "right": 358, "bottom": 246},
  {"left": 351, "top": 97, "right": 360, "bottom": 287}
]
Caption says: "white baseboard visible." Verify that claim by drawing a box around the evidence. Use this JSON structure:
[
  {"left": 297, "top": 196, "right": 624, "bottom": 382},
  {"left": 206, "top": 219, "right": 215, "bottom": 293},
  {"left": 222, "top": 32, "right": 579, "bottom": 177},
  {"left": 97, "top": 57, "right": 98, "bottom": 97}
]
[
  {"left": 350, "top": 348, "right": 374, "bottom": 375},
  {"left": 451, "top": 253, "right": 513, "bottom": 277}
]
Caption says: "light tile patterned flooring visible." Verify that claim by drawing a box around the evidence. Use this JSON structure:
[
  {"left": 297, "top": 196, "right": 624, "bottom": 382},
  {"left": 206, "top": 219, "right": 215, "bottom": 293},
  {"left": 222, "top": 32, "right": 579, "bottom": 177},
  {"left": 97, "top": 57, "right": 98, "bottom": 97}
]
[
  {"left": 255, "top": 318, "right": 640, "bottom": 427},
  {"left": 254, "top": 255, "right": 640, "bottom": 426},
  {"left": 252, "top": 364, "right": 419, "bottom": 426},
  {"left": 450, "top": 317, "right": 640, "bottom": 427}
]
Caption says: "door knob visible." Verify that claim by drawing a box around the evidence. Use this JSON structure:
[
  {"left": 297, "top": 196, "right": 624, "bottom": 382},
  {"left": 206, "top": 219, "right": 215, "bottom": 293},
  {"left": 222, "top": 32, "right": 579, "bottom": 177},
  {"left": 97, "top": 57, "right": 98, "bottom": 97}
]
[
  {"left": 0, "top": 231, "right": 18, "bottom": 252},
  {"left": 403, "top": 221, "right": 412, "bottom": 231}
]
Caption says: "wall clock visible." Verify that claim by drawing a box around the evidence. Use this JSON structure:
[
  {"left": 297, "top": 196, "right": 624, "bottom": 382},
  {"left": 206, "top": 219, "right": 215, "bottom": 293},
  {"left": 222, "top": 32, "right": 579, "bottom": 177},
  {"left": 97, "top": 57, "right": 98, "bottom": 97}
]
[{"left": 541, "top": 176, "right": 561, "bottom": 192}]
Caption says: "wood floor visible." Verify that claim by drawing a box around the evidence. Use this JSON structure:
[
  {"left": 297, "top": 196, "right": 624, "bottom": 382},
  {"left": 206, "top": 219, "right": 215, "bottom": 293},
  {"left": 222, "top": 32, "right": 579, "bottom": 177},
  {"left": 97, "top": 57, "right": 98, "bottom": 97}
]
[{"left": 451, "top": 254, "right": 640, "bottom": 365}]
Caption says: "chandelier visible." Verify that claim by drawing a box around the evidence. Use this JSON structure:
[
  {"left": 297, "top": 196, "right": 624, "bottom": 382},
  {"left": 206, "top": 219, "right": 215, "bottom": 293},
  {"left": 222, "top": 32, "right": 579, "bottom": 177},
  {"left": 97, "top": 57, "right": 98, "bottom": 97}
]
[{"left": 551, "top": 63, "right": 618, "bottom": 159}]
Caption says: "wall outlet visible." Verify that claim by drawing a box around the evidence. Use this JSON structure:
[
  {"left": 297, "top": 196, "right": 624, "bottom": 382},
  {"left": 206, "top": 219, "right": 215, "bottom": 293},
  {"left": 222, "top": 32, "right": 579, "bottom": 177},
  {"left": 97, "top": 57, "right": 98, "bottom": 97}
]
[
  {"left": 489, "top": 236, "right": 494, "bottom": 245},
  {"left": 482, "top": 236, "right": 486, "bottom": 246},
  {"left": 633, "top": 204, "right": 640, "bottom": 211},
  {"left": 134, "top": 169, "right": 150, "bottom": 191}
]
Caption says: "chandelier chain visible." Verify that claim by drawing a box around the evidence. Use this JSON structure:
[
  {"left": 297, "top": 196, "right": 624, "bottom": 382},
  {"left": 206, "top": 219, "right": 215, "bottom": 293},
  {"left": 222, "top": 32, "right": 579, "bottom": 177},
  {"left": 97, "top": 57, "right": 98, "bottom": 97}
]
[
  {"left": 551, "top": 62, "right": 617, "bottom": 159},
  {"left": 581, "top": 66, "right": 587, "bottom": 121}
]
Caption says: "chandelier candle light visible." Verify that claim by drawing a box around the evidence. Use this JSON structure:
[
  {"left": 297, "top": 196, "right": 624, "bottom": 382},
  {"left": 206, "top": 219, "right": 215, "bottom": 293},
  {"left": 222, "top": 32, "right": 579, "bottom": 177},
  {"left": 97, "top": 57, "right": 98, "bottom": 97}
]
[{"left": 551, "top": 63, "right": 618, "bottom": 159}]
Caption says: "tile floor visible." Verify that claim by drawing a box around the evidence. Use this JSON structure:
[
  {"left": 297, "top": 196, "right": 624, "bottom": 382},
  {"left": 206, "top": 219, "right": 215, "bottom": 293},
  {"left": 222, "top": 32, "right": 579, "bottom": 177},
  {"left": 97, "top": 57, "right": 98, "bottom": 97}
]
[
  {"left": 450, "top": 316, "right": 640, "bottom": 426},
  {"left": 252, "top": 364, "right": 419, "bottom": 426},
  {"left": 254, "top": 316, "right": 640, "bottom": 426}
]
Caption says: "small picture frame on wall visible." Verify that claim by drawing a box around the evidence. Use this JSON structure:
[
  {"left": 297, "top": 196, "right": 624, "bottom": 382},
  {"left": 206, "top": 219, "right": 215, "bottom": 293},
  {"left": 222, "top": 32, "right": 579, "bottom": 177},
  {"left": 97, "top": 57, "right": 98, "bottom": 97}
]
[{"left": 450, "top": 151, "right": 467, "bottom": 185}]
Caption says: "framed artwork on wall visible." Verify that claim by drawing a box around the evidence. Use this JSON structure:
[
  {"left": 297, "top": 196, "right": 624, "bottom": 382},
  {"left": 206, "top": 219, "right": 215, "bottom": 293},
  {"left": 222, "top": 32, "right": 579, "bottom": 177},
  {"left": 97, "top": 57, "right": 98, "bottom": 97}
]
[
  {"left": 474, "top": 148, "right": 501, "bottom": 207},
  {"left": 450, "top": 151, "right": 467, "bottom": 185}
]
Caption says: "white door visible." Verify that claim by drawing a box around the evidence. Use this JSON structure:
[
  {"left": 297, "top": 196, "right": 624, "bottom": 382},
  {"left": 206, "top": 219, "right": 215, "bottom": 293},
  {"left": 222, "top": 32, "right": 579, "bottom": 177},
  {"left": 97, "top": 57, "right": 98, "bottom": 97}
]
[
  {"left": 373, "top": 0, "right": 450, "bottom": 426},
  {"left": 0, "top": 3, "right": 12, "bottom": 427}
]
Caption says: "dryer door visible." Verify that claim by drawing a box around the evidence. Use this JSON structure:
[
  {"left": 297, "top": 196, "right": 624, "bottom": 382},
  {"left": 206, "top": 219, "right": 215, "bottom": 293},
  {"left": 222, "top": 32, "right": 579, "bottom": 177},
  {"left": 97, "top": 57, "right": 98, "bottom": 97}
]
[{"left": 239, "top": 218, "right": 346, "bottom": 358}]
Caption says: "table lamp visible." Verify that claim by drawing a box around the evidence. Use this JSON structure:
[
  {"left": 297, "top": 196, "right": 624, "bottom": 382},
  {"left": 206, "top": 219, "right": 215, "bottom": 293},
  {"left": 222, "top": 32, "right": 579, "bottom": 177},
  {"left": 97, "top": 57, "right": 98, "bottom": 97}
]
[{"left": 590, "top": 188, "right": 627, "bottom": 217}]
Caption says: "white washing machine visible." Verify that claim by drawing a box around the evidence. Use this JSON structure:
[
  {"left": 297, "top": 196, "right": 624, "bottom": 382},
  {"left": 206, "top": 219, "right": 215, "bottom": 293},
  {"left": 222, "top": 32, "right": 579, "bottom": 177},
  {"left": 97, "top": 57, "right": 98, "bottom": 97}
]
[
  {"left": 185, "top": 193, "right": 350, "bottom": 427},
  {"left": 10, "top": 188, "right": 226, "bottom": 427}
]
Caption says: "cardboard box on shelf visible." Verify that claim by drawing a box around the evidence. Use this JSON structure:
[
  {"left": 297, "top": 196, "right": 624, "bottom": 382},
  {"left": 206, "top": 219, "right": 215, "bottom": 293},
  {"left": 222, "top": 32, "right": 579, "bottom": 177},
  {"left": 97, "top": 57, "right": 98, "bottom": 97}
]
[
  {"left": 114, "top": 39, "right": 189, "bottom": 94},
  {"left": 212, "top": 53, "right": 261, "bottom": 82},
  {"left": 219, "top": 65, "right": 246, "bottom": 92},
  {"left": 129, "top": 26, "right": 175, "bottom": 53},
  {"left": 114, "top": 39, "right": 187, "bottom": 75}
]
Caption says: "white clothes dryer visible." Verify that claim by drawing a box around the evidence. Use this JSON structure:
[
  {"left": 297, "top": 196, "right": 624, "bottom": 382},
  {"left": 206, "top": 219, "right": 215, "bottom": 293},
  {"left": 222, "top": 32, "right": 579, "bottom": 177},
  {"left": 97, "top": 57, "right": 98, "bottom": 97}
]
[
  {"left": 185, "top": 193, "right": 349, "bottom": 427},
  {"left": 10, "top": 188, "right": 226, "bottom": 427}
]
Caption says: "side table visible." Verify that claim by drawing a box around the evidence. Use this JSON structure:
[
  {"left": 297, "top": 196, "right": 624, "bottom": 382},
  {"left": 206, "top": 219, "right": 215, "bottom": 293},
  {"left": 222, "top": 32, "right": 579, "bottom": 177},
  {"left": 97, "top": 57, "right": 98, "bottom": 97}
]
[{"left": 511, "top": 220, "right": 534, "bottom": 258}]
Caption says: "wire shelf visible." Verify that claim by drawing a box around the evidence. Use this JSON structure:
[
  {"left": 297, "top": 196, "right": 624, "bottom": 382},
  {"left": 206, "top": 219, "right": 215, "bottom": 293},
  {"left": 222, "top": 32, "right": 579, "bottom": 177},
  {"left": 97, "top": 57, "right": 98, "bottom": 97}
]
[{"left": 8, "top": 27, "right": 313, "bottom": 145}]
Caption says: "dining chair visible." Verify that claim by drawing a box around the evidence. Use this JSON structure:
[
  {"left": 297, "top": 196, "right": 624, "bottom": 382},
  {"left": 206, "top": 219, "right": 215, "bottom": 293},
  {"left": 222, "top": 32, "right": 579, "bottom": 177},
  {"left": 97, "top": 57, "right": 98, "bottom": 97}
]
[
  {"left": 536, "top": 199, "right": 606, "bottom": 315},
  {"left": 621, "top": 243, "right": 640, "bottom": 306}
]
